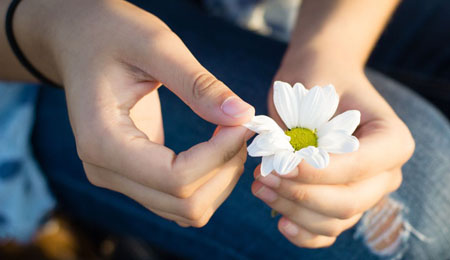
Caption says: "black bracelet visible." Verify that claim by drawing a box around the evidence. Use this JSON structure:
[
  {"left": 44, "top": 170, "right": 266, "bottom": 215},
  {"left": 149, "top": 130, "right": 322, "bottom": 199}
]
[{"left": 5, "top": 0, "right": 60, "bottom": 86}]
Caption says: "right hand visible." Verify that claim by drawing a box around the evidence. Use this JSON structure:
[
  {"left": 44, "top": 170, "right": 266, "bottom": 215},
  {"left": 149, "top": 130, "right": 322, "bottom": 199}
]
[{"left": 17, "top": 0, "right": 255, "bottom": 227}]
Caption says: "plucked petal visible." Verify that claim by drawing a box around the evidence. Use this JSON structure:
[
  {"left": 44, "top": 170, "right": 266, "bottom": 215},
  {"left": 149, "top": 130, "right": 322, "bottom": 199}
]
[
  {"left": 243, "top": 115, "right": 284, "bottom": 134},
  {"left": 317, "top": 110, "right": 361, "bottom": 137},
  {"left": 261, "top": 155, "right": 275, "bottom": 176},
  {"left": 247, "top": 132, "right": 293, "bottom": 157},
  {"left": 273, "top": 81, "right": 298, "bottom": 129},
  {"left": 318, "top": 130, "right": 360, "bottom": 154},
  {"left": 273, "top": 151, "right": 303, "bottom": 175},
  {"left": 297, "top": 146, "right": 330, "bottom": 169}
]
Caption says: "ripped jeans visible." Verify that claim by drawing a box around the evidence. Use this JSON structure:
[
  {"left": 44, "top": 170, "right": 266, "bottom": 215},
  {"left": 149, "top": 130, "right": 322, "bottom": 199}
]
[{"left": 32, "top": 0, "right": 450, "bottom": 259}]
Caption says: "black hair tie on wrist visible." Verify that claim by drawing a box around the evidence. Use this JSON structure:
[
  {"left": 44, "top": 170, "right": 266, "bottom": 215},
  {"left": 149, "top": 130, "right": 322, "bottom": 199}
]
[{"left": 6, "top": 0, "right": 60, "bottom": 87}]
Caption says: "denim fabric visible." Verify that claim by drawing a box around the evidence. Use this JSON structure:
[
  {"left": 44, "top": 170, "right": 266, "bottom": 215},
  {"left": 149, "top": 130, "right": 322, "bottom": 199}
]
[
  {"left": 368, "top": 0, "right": 450, "bottom": 117},
  {"left": 0, "top": 83, "right": 55, "bottom": 242},
  {"left": 32, "top": 0, "right": 450, "bottom": 259}
]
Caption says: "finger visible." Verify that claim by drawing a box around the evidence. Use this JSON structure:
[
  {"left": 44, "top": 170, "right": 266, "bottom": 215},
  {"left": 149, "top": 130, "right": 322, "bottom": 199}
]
[
  {"left": 129, "top": 90, "right": 164, "bottom": 144},
  {"left": 148, "top": 208, "right": 191, "bottom": 227},
  {"left": 176, "top": 222, "right": 191, "bottom": 228},
  {"left": 252, "top": 182, "right": 361, "bottom": 236},
  {"left": 171, "top": 126, "right": 250, "bottom": 195},
  {"left": 128, "top": 22, "right": 254, "bottom": 125},
  {"left": 83, "top": 162, "right": 182, "bottom": 214},
  {"left": 252, "top": 169, "right": 402, "bottom": 219},
  {"left": 154, "top": 152, "right": 244, "bottom": 228},
  {"left": 285, "top": 120, "right": 413, "bottom": 185},
  {"left": 81, "top": 97, "right": 248, "bottom": 196},
  {"left": 278, "top": 217, "right": 336, "bottom": 249},
  {"left": 83, "top": 145, "right": 245, "bottom": 224},
  {"left": 187, "top": 151, "right": 244, "bottom": 227}
]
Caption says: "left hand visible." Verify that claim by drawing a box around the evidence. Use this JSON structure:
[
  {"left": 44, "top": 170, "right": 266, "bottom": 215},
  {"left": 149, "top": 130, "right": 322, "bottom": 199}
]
[{"left": 251, "top": 66, "right": 415, "bottom": 248}]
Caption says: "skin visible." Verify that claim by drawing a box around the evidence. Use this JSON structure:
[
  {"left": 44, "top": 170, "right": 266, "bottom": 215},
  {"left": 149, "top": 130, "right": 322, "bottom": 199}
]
[
  {"left": 251, "top": 0, "right": 415, "bottom": 248},
  {"left": 0, "top": 0, "right": 255, "bottom": 228},
  {"left": 0, "top": 0, "right": 415, "bottom": 250}
]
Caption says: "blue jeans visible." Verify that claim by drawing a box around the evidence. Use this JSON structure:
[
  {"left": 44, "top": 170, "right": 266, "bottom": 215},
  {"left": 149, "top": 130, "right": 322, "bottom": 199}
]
[{"left": 32, "top": 0, "right": 450, "bottom": 259}]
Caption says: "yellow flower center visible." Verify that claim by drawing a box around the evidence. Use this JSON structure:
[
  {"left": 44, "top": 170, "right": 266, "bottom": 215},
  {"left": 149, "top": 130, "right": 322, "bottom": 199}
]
[{"left": 284, "top": 127, "right": 318, "bottom": 151}]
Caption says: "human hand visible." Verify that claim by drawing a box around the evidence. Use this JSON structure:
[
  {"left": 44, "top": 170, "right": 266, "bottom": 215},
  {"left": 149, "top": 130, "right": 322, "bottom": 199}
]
[
  {"left": 17, "top": 0, "right": 255, "bottom": 227},
  {"left": 251, "top": 63, "right": 414, "bottom": 247}
]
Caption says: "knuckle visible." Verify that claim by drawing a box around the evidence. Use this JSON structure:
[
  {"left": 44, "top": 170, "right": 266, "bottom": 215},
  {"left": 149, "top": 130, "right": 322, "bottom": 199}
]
[
  {"left": 166, "top": 167, "right": 194, "bottom": 198},
  {"left": 168, "top": 177, "right": 194, "bottom": 199},
  {"left": 337, "top": 204, "right": 358, "bottom": 220},
  {"left": 403, "top": 131, "right": 416, "bottom": 160},
  {"left": 396, "top": 121, "right": 415, "bottom": 163},
  {"left": 190, "top": 214, "right": 211, "bottom": 228},
  {"left": 208, "top": 137, "right": 243, "bottom": 165},
  {"left": 310, "top": 170, "right": 324, "bottom": 183},
  {"left": 289, "top": 187, "right": 308, "bottom": 203},
  {"left": 391, "top": 170, "right": 403, "bottom": 192},
  {"left": 220, "top": 146, "right": 238, "bottom": 164},
  {"left": 319, "top": 239, "right": 336, "bottom": 248},
  {"left": 300, "top": 239, "right": 335, "bottom": 249},
  {"left": 294, "top": 239, "right": 321, "bottom": 249},
  {"left": 293, "top": 239, "right": 310, "bottom": 248},
  {"left": 190, "top": 72, "right": 225, "bottom": 101},
  {"left": 171, "top": 185, "right": 194, "bottom": 199},
  {"left": 181, "top": 198, "right": 206, "bottom": 221},
  {"left": 84, "top": 171, "right": 104, "bottom": 188},
  {"left": 324, "top": 225, "right": 343, "bottom": 237},
  {"left": 75, "top": 133, "right": 95, "bottom": 163}
]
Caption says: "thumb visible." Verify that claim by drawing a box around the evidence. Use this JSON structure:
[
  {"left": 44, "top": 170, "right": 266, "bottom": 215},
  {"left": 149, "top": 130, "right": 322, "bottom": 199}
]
[
  {"left": 135, "top": 30, "right": 254, "bottom": 126},
  {"left": 179, "top": 71, "right": 255, "bottom": 126}
]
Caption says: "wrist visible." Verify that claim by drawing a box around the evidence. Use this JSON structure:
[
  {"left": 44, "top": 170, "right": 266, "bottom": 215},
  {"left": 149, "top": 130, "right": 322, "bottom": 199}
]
[
  {"left": 275, "top": 47, "right": 367, "bottom": 91},
  {"left": 12, "top": 0, "right": 78, "bottom": 85}
]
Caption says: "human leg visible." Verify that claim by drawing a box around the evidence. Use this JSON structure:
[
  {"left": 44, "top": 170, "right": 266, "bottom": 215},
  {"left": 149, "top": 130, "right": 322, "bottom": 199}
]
[
  {"left": 369, "top": 0, "right": 450, "bottom": 117},
  {"left": 32, "top": 0, "right": 450, "bottom": 259}
]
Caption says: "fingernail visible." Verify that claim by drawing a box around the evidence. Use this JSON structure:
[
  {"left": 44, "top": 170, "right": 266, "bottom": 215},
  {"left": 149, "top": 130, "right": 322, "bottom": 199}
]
[
  {"left": 255, "top": 184, "right": 277, "bottom": 202},
  {"left": 221, "top": 96, "right": 254, "bottom": 118},
  {"left": 258, "top": 174, "right": 280, "bottom": 188},
  {"left": 281, "top": 219, "right": 299, "bottom": 236}
]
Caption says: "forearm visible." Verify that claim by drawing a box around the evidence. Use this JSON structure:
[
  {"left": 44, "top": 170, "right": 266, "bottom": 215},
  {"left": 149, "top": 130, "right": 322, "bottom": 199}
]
[
  {"left": 0, "top": 0, "right": 32, "bottom": 81},
  {"left": 278, "top": 0, "right": 400, "bottom": 83},
  {"left": 0, "top": 0, "right": 60, "bottom": 83}
]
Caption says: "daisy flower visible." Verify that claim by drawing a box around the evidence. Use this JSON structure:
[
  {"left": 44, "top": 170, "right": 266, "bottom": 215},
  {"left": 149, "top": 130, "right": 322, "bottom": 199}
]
[{"left": 244, "top": 81, "right": 361, "bottom": 176}]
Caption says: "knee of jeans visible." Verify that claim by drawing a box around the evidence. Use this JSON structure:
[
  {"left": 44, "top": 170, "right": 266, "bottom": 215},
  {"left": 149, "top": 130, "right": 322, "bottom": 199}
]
[{"left": 354, "top": 196, "right": 432, "bottom": 260}]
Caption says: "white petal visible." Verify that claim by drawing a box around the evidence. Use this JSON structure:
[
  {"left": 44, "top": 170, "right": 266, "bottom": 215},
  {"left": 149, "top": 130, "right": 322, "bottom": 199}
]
[
  {"left": 315, "top": 84, "right": 339, "bottom": 128},
  {"left": 318, "top": 130, "right": 360, "bottom": 154},
  {"left": 247, "top": 132, "right": 293, "bottom": 157},
  {"left": 298, "top": 86, "right": 324, "bottom": 129},
  {"left": 243, "top": 115, "right": 283, "bottom": 134},
  {"left": 261, "top": 155, "right": 275, "bottom": 176},
  {"left": 273, "top": 151, "right": 303, "bottom": 175},
  {"left": 298, "top": 85, "right": 339, "bottom": 130},
  {"left": 317, "top": 110, "right": 361, "bottom": 137},
  {"left": 273, "top": 81, "right": 298, "bottom": 129},
  {"left": 293, "top": 82, "right": 308, "bottom": 126},
  {"left": 297, "top": 146, "right": 330, "bottom": 169}
]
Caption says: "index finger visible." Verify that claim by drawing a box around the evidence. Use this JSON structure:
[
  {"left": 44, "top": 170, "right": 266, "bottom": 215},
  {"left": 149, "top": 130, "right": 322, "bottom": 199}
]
[{"left": 90, "top": 121, "right": 249, "bottom": 196}]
